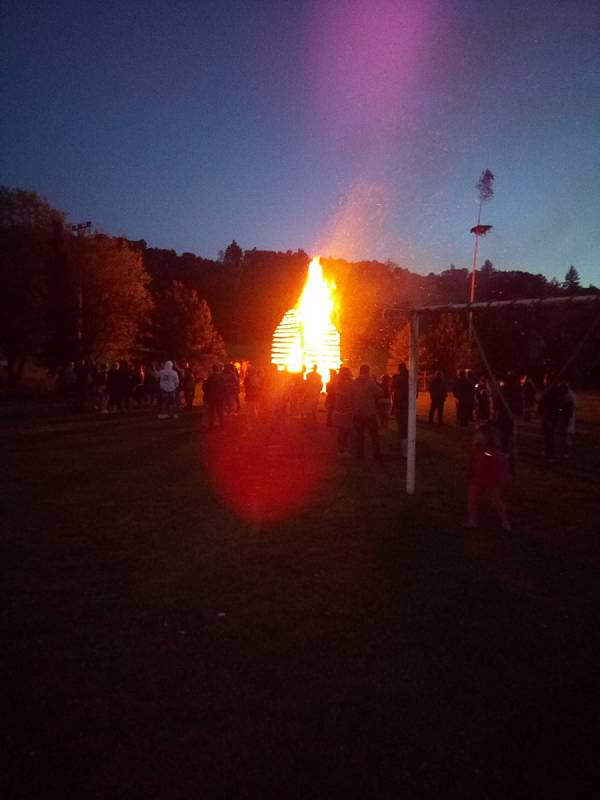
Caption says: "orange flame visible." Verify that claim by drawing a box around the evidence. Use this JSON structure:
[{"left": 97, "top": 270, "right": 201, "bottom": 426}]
[{"left": 271, "top": 257, "right": 341, "bottom": 376}]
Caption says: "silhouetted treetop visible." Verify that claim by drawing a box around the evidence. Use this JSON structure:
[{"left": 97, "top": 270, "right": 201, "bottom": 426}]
[
  {"left": 0, "top": 185, "right": 65, "bottom": 229},
  {"left": 223, "top": 240, "right": 243, "bottom": 268},
  {"left": 563, "top": 265, "right": 580, "bottom": 292}
]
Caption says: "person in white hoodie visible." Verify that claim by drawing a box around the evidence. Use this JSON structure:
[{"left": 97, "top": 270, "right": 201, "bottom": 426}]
[{"left": 157, "top": 360, "right": 180, "bottom": 419}]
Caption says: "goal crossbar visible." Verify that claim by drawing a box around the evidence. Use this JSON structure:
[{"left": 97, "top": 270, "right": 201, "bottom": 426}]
[{"left": 403, "top": 293, "right": 599, "bottom": 494}]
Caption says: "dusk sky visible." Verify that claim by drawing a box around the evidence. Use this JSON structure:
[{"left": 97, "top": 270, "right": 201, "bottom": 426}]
[{"left": 2, "top": 0, "right": 600, "bottom": 286}]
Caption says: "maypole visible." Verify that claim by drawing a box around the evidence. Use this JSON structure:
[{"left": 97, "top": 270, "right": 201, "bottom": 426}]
[{"left": 469, "top": 169, "right": 494, "bottom": 337}]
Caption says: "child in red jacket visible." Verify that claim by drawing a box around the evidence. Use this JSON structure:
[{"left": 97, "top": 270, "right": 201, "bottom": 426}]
[{"left": 464, "top": 423, "right": 511, "bottom": 531}]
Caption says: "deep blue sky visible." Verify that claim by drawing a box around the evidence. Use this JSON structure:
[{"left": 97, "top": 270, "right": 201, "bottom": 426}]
[{"left": 2, "top": 0, "right": 600, "bottom": 286}]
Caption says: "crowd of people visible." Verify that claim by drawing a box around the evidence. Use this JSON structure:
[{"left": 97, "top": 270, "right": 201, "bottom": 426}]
[
  {"left": 59, "top": 358, "right": 577, "bottom": 463},
  {"left": 59, "top": 358, "right": 269, "bottom": 430},
  {"left": 423, "top": 368, "right": 576, "bottom": 462},
  {"left": 276, "top": 362, "right": 578, "bottom": 532},
  {"left": 423, "top": 368, "right": 576, "bottom": 531},
  {"left": 321, "top": 362, "right": 577, "bottom": 470},
  {"left": 59, "top": 356, "right": 578, "bottom": 530},
  {"left": 61, "top": 359, "right": 200, "bottom": 416}
]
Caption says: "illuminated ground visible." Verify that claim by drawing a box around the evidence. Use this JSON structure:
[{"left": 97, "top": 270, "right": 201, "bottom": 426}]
[{"left": 3, "top": 397, "right": 600, "bottom": 798}]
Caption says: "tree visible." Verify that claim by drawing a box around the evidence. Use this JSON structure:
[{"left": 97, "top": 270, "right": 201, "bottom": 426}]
[
  {"left": 150, "top": 281, "right": 225, "bottom": 363},
  {"left": 223, "top": 240, "right": 243, "bottom": 269},
  {"left": 72, "top": 236, "right": 153, "bottom": 362},
  {"left": 563, "top": 265, "right": 580, "bottom": 293},
  {"left": 0, "top": 186, "right": 65, "bottom": 385},
  {"left": 43, "top": 221, "right": 72, "bottom": 368},
  {"left": 0, "top": 186, "right": 64, "bottom": 229},
  {"left": 480, "top": 259, "right": 495, "bottom": 277},
  {"left": 388, "top": 322, "right": 429, "bottom": 374},
  {"left": 439, "top": 267, "right": 470, "bottom": 303},
  {"left": 389, "top": 313, "right": 471, "bottom": 377}
]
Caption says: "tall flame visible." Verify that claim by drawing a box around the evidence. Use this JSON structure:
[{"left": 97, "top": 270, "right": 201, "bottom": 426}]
[{"left": 271, "top": 257, "right": 341, "bottom": 376}]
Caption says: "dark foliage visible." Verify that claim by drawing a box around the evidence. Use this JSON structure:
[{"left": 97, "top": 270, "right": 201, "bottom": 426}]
[
  {"left": 135, "top": 245, "right": 600, "bottom": 385},
  {"left": 147, "top": 280, "right": 225, "bottom": 363},
  {"left": 2, "top": 186, "right": 599, "bottom": 388}
]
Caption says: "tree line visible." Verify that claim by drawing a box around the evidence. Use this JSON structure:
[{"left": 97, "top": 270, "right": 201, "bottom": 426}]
[
  {"left": 0, "top": 187, "right": 224, "bottom": 387},
  {"left": 1, "top": 185, "right": 599, "bottom": 389},
  {"left": 136, "top": 241, "right": 599, "bottom": 385}
]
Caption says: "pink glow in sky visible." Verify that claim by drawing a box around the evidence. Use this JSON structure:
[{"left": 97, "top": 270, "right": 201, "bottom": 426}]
[
  {"left": 305, "top": 1, "right": 439, "bottom": 262},
  {"left": 3, "top": 1, "right": 600, "bottom": 284},
  {"left": 305, "top": 0, "right": 436, "bottom": 135}
]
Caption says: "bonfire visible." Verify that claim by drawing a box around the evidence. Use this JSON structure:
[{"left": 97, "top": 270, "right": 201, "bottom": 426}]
[{"left": 271, "top": 257, "right": 341, "bottom": 376}]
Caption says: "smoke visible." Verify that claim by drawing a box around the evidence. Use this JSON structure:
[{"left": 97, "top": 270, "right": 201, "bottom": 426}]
[{"left": 315, "top": 180, "right": 389, "bottom": 260}]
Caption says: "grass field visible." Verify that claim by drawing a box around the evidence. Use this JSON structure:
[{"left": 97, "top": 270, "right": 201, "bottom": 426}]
[{"left": 3, "top": 395, "right": 600, "bottom": 798}]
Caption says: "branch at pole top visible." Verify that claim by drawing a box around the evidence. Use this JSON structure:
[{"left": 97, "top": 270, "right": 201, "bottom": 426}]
[{"left": 477, "top": 169, "right": 495, "bottom": 203}]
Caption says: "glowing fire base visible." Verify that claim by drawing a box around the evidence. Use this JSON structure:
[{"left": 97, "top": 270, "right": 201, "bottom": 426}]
[{"left": 271, "top": 257, "right": 341, "bottom": 376}]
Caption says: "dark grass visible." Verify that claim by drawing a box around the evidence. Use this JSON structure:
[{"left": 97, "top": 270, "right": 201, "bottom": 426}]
[{"left": 2, "top": 398, "right": 600, "bottom": 799}]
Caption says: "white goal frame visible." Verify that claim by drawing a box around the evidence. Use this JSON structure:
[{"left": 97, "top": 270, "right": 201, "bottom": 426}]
[{"left": 402, "top": 294, "right": 600, "bottom": 494}]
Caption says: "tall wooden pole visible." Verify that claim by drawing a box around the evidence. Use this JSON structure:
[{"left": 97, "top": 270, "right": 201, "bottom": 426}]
[
  {"left": 468, "top": 203, "right": 481, "bottom": 339},
  {"left": 406, "top": 312, "right": 419, "bottom": 495},
  {"left": 71, "top": 221, "right": 91, "bottom": 357}
]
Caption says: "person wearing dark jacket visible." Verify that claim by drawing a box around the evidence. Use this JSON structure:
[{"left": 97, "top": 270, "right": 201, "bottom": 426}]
[
  {"left": 377, "top": 373, "right": 392, "bottom": 429},
  {"left": 106, "top": 362, "right": 118, "bottom": 411},
  {"left": 538, "top": 374, "right": 562, "bottom": 460},
  {"left": 107, "top": 361, "right": 126, "bottom": 412},
  {"left": 182, "top": 363, "right": 197, "bottom": 409},
  {"left": 332, "top": 367, "right": 354, "bottom": 454},
  {"left": 353, "top": 364, "right": 383, "bottom": 461},
  {"left": 557, "top": 380, "right": 576, "bottom": 458},
  {"left": 204, "top": 364, "right": 226, "bottom": 430},
  {"left": 495, "top": 372, "right": 523, "bottom": 475},
  {"left": 474, "top": 376, "right": 491, "bottom": 422},
  {"left": 94, "top": 363, "right": 109, "bottom": 413},
  {"left": 428, "top": 371, "right": 447, "bottom": 424},
  {"left": 521, "top": 375, "right": 537, "bottom": 422},
  {"left": 453, "top": 370, "right": 474, "bottom": 426},
  {"left": 74, "top": 359, "right": 90, "bottom": 411},
  {"left": 325, "top": 369, "right": 338, "bottom": 427},
  {"left": 391, "top": 363, "right": 410, "bottom": 452},
  {"left": 123, "top": 361, "right": 136, "bottom": 410}
]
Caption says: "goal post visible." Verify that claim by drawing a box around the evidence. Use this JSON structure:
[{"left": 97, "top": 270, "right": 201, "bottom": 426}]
[
  {"left": 401, "top": 293, "right": 600, "bottom": 495},
  {"left": 407, "top": 312, "right": 419, "bottom": 494}
]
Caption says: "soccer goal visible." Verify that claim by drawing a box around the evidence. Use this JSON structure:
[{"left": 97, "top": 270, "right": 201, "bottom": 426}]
[{"left": 398, "top": 294, "right": 600, "bottom": 494}]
